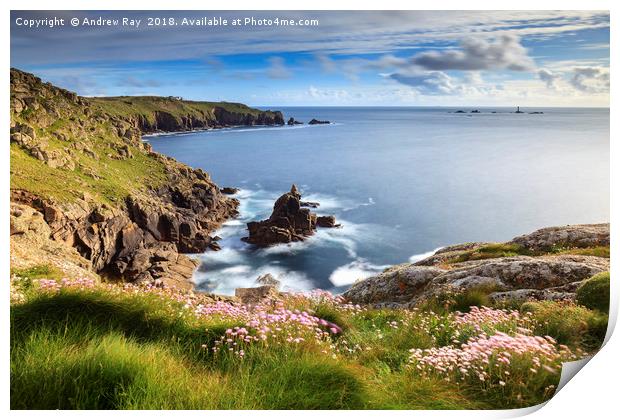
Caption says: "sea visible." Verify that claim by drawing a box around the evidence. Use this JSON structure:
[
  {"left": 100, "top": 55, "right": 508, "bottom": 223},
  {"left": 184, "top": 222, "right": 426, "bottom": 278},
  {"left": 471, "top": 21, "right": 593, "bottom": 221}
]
[{"left": 145, "top": 107, "right": 610, "bottom": 295}]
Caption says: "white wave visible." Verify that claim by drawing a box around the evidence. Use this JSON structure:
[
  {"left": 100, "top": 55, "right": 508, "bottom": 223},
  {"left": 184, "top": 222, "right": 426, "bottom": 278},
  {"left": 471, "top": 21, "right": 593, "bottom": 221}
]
[
  {"left": 329, "top": 259, "right": 390, "bottom": 287},
  {"left": 198, "top": 247, "right": 246, "bottom": 265},
  {"left": 409, "top": 247, "right": 443, "bottom": 263},
  {"left": 342, "top": 197, "right": 376, "bottom": 212}
]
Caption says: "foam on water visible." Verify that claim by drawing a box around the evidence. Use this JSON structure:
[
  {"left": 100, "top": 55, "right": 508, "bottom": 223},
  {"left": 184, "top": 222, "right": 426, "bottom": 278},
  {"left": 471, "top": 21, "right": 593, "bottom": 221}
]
[
  {"left": 409, "top": 247, "right": 443, "bottom": 263},
  {"left": 329, "top": 259, "right": 391, "bottom": 287},
  {"left": 194, "top": 187, "right": 383, "bottom": 294}
]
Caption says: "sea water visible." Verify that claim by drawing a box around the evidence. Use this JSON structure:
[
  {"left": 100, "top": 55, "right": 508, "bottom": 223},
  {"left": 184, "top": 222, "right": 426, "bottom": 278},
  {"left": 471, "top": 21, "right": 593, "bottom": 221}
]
[{"left": 146, "top": 107, "right": 610, "bottom": 295}]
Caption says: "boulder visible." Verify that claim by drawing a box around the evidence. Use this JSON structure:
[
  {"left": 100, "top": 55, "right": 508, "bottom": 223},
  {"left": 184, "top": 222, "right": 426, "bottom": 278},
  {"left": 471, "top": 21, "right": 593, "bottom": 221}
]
[
  {"left": 300, "top": 201, "right": 320, "bottom": 208},
  {"left": 256, "top": 273, "right": 281, "bottom": 287},
  {"left": 287, "top": 117, "right": 303, "bottom": 125},
  {"left": 235, "top": 285, "right": 279, "bottom": 305},
  {"left": 509, "top": 223, "right": 609, "bottom": 251},
  {"left": 342, "top": 265, "right": 446, "bottom": 306},
  {"left": 317, "top": 215, "right": 338, "bottom": 228}
]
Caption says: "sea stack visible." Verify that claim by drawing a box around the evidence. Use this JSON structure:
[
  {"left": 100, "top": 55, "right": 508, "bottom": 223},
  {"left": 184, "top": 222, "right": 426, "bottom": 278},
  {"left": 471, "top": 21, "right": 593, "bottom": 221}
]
[{"left": 242, "top": 184, "right": 339, "bottom": 246}]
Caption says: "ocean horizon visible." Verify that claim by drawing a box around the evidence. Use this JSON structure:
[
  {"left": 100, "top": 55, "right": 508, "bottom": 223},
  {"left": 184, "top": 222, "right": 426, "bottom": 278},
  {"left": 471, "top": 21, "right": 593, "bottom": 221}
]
[{"left": 147, "top": 106, "right": 610, "bottom": 295}]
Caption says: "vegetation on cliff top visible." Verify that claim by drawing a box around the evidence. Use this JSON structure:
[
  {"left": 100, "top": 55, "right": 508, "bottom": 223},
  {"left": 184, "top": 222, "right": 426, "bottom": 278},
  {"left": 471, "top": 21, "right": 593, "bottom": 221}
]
[
  {"left": 89, "top": 96, "right": 281, "bottom": 125},
  {"left": 10, "top": 272, "right": 609, "bottom": 409}
]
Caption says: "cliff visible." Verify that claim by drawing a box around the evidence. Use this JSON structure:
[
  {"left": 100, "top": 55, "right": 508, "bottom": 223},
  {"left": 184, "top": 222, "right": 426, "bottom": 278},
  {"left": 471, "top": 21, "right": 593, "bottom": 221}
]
[
  {"left": 9, "top": 68, "right": 280, "bottom": 288},
  {"left": 89, "top": 96, "right": 284, "bottom": 133}
]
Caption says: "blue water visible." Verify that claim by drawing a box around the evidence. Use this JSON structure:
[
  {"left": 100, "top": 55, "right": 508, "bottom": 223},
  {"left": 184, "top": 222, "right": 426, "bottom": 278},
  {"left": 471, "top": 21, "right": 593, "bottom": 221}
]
[{"left": 146, "top": 107, "right": 610, "bottom": 295}]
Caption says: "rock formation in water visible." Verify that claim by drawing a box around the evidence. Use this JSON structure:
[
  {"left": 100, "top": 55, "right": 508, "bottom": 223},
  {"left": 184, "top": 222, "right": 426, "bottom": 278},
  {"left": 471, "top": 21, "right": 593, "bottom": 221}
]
[
  {"left": 287, "top": 117, "right": 303, "bottom": 125},
  {"left": 308, "top": 118, "right": 330, "bottom": 125},
  {"left": 342, "top": 223, "right": 610, "bottom": 307},
  {"left": 9, "top": 68, "right": 288, "bottom": 289},
  {"left": 242, "top": 184, "right": 339, "bottom": 246}
]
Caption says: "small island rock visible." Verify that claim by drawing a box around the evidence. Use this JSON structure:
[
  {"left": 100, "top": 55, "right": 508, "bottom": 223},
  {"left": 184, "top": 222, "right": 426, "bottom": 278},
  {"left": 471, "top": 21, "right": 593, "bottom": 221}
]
[
  {"left": 242, "top": 184, "right": 338, "bottom": 246},
  {"left": 308, "top": 118, "right": 330, "bottom": 125}
]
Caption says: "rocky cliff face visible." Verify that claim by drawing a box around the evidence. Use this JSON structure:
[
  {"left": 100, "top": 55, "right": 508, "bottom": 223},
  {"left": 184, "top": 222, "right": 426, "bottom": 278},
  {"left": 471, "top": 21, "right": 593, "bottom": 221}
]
[
  {"left": 88, "top": 97, "right": 284, "bottom": 135},
  {"left": 343, "top": 224, "right": 610, "bottom": 307},
  {"left": 123, "top": 107, "right": 284, "bottom": 133},
  {"left": 10, "top": 68, "right": 251, "bottom": 289}
]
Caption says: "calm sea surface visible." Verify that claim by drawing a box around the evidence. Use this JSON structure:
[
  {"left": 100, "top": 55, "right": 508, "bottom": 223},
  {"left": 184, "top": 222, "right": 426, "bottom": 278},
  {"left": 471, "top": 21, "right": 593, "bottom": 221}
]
[{"left": 146, "top": 107, "right": 610, "bottom": 295}]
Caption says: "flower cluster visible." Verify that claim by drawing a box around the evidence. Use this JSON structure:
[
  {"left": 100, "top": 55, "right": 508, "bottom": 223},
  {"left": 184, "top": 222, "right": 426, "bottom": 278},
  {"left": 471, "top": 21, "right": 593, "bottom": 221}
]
[
  {"left": 452, "top": 306, "right": 534, "bottom": 338},
  {"left": 408, "top": 331, "right": 578, "bottom": 385},
  {"left": 205, "top": 300, "right": 343, "bottom": 358}
]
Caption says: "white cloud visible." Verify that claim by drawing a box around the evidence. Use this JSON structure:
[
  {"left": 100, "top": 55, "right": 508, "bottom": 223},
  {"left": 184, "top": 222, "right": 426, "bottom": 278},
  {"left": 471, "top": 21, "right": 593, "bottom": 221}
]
[
  {"left": 410, "top": 35, "right": 534, "bottom": 71},
  {"left": 389, "top": 71, "right": 460, "bottom": 95},
  {"left": 570, "top": 67, "right": 610, "bottom": 93}
]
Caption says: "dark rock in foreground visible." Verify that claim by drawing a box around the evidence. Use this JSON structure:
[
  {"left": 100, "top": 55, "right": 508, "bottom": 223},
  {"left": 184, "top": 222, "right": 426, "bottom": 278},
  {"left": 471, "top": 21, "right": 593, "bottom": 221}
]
[
  {"left": 308, "top": 118, "right": 330, "bottom": 125},
  {"left": 242, "top": 184, "right": 338, "bottom": 246}
]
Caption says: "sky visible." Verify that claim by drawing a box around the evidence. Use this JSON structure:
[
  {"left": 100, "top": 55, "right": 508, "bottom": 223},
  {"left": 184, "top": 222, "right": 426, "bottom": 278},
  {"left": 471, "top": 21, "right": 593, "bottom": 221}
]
[{"left": 10, "top": 10, "right": 610, "bottom": 107}]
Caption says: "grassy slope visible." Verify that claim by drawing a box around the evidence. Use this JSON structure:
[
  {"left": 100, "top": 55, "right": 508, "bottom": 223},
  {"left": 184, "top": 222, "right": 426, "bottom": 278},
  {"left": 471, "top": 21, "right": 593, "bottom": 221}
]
[
  {"left": 10, "top": 139, "right": 168, "bottom": 206},
  {"left": 10, "top": 270, "right": 608, "bottom": 410},
  {"left": 11, "top": 83, "right": 169, "bottom": 205},
  {"left": 10, "top": 287, "right": 478, "bottom": 410}
]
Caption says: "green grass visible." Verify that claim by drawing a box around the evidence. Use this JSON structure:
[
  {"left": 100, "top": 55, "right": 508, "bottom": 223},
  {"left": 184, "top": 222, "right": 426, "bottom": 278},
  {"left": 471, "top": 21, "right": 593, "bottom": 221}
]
[
  {"left": 576, "top": 272, "right": 610, "bottom": 313},
  {"left": 554, "top": 246, "right": 610, "bottom": 258},
  {"left": 447, "top": 243, "right": 531, "bottom": 263},
  {"left": 11, "top": 286, "right": 532, "bottom": 410},
  {"left": 12, "top": 280, "right": 598, "bottom": 410},
  {"left": 11, "top": 264, "right": 64, "bottom": 281},
  {"left": 446, "top": 243, "right": 610, "bottom": 264},
  {"left": 10, "top": 289, "right": 367, "bottom": 409},
  {"left": 521, "top": 300, "right": 608, "bottom": 351},
  {"left": 10, "top": 129, "right": 168, "bottom": 205}
]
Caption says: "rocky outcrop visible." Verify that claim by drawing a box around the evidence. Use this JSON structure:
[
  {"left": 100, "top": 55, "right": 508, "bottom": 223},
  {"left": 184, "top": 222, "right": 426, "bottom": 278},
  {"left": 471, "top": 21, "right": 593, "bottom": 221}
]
[
  {"left": 242, "top": 185, "right": 338, "bottom": 246},
  {"left": 342, "top": 265, "right": 446, "bottom": 306},
  {"left": 10, "top": 68, "right": 243, "bottom": 289},
  {"left": 308, "top": 119, "right": 330, "bottom": 125},
  {"left": 343, "top": 224, "right": 610, "bottom": 308},
  {"left": 287, "top": 117, "right": 303, "bottom": 125},
  {"left": 235, "top": 285, "right": 279, "bottom": 305},
  {"left": 508, "top": 223, "right": 610, "bottom": 251},
  {"left": 10, "top": 202, "right": 97, "bottom": 281}
]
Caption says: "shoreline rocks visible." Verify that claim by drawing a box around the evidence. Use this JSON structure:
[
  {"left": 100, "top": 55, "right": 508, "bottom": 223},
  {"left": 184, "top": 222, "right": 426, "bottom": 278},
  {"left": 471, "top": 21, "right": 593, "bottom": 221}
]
[
  {"left": 242, "top": 184, "right": 338, "bottom": 246},
  {"left": 343, "top": 223, "right": 610, "bottom": 308}
]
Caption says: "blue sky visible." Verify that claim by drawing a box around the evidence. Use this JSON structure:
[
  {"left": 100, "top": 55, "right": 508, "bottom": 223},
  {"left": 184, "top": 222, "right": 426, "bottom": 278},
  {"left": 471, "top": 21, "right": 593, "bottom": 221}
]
[{"left": 11, "top": 11, "right": 610, "bottom": 106}]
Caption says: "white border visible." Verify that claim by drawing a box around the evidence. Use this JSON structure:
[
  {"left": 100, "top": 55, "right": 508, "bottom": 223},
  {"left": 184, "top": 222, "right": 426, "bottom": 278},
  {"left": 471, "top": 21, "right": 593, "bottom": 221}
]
[{"left": 2, "top": 1, "right": 616, "bottom": 419}]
